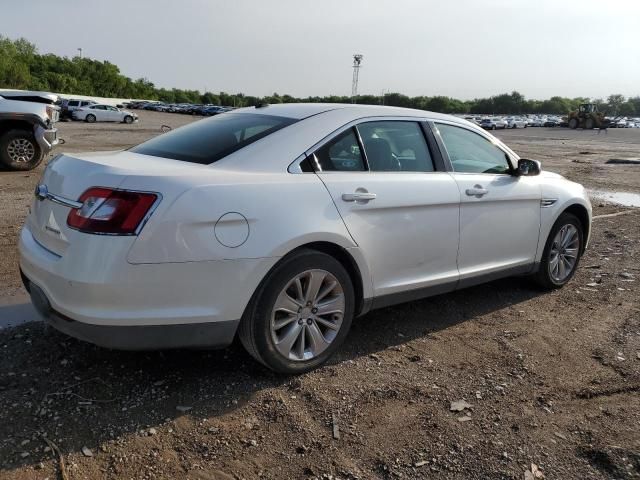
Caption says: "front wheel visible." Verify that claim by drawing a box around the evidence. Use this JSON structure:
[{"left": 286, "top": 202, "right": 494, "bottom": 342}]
[
  {"left": 238, "top": 249, "right": 355, "bottom": 374},
  {"left": 124, "top": 115, "right": 134, "bottom": 124},
  {"left": 532, "top": 212, "right": 583, "bottom": 289},
  {"left": 0, "top": 129, "right": 43, "bottom": 171}
]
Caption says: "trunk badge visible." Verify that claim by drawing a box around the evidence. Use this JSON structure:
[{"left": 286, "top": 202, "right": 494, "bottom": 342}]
[{"left": 35, "top": 184, "right": 48, "bottom": 201}]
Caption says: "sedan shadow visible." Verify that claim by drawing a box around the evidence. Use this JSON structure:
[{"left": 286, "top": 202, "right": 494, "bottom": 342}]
[{"left": 0, "top": 276, "right": 542, "bottom": 472}]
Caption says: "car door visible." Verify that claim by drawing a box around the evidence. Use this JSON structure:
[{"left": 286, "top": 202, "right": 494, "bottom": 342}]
[
  {"left": 106, "top": 106, "right": 121, "bottom": 121},
  {"left": 89, "top": 105, "right": 106, "bottom": 121},
  {"left": 432, "top": 122, "right": 541, "bottom": 285},
  {"left": 311, "top": 120, "right": 461, "bottom": 305}
]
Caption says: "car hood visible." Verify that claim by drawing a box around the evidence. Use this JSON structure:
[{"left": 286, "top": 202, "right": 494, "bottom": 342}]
[
  {"left": 539, "top": 170, "right": 564, "bottom": 180},
  {"left": 0, "top": 90, "right": 58, "bottom": 104}
]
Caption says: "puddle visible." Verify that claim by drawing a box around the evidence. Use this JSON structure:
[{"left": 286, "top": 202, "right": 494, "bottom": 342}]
[
  {"left": 606, "top": 158, "right": 640, "bottom": 165},
  {"left": 589, "top": 190, "right": 640, "bottom": 207}
]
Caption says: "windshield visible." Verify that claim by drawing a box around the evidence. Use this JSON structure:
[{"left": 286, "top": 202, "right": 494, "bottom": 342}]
[{"left": 130, "top": 113, "right": 297, "bottom": 164}]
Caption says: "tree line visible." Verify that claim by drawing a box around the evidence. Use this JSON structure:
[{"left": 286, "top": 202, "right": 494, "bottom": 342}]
[{"left": 1, "top": 36, "right": 639, "bottom": 116}]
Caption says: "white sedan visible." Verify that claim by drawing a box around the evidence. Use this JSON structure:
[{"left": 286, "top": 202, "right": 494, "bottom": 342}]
[
  {"left": 505, "top": 117, "right": 528, "bottom": 128},
  {"left": 72, "top": 104, "right": 138, "bottom": 123},
  {"left": 20, "top": 104, "right": 591, "bottom": 373}
]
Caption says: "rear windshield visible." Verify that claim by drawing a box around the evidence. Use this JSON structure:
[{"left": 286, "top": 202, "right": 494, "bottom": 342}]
[{"left": 130, "top": 113, "right": 296, "bottom": 164}]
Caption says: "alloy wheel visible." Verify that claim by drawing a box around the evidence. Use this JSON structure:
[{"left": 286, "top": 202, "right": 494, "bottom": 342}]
[
  {"left": 7, "top": 138, "right": 35, "bottom": 163},
  {"left": 548, "top": 224, "right": 579, "bottom": 282},
  {"left": 270, "top": 269, "right": 345, "bottom": 361}
]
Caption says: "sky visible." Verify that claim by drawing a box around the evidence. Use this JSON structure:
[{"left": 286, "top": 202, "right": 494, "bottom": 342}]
[{"left": 1, "top": 0, "right": 639, "bottom": 100}]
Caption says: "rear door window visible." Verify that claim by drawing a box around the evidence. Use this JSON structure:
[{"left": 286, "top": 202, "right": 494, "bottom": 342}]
[
  {"left": 130, "top": 113, "right": 297, "bottom": 164},
  {"left": 310, "top": 128, "right": 366, "bottom": 172},
  {"left": 356, "top": 121, "right": 434, "bottom": 172}
]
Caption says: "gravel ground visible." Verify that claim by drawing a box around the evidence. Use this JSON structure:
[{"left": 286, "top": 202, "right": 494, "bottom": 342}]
[{"left": 0, "top": 112, "right": 638, "bottom": 480}]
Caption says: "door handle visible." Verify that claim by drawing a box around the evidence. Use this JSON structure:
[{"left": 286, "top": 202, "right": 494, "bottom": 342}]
[
  {"left": 342, "top": 192, "right": 377, "bottom": 202},
  {"left": 465, "top": 185, "right": 488, "bottom": 197}
]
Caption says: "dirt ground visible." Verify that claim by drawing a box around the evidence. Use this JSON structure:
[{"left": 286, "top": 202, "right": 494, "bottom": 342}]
[{"left": 0, "top": 112, "right": 638, "bottom": 480}]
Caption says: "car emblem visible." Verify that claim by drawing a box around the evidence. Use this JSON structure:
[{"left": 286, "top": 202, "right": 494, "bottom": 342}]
[{"left": 35, "top": 184, "right": 48, "bottom": 201}]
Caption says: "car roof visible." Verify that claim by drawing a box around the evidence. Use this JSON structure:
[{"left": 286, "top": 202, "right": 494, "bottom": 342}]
[{"left": 232, "top": 102, "right": 464, "bottom": 123}]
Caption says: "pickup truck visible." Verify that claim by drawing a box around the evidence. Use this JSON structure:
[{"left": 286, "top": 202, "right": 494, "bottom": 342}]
[{"left": 0, "top": 90, "right": 60, "bottom": 171}]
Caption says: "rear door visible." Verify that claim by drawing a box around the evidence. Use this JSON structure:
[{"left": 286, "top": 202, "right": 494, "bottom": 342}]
[
  {"left": 313, "top": 119, "right": 460, "bottom": 303},
  {"left": 432, "top": 122, "right": 541, "bottom": 284}
]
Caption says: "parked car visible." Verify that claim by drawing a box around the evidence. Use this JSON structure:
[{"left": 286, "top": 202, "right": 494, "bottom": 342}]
[
  {"left": 505, "top": 117, "right": 528, "bottom": 129},
  {"left": 72, "top": 104, "right": 138, "bottom": 123},
  {"left": 20, "top": 103, "right": 592, "bottom": 373},
  {"left": 543, "top": 118, "right": 561, "bottom": 127},
  {"left": 202, "top": 106, "right": 227, "bottom": 116},
  {"left": 60, "top": 98, "right": 97, "bottom": 120},
  {"left": 527, "top": 117, "right": 544, "bottom": 127},
  {"left": 0, "top": 90, "right": 60, "bottom": 170},
  {"left": 480, "top": 117, "right": 508, "bottom": 130}
]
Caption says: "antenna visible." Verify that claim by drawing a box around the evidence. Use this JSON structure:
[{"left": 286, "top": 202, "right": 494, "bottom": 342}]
[{"left": 351, "top": 54, "right": 363, "bottom": 103}]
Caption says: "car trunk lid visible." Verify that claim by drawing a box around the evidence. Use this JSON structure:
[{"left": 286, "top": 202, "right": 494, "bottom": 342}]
[{"left": 28, "top": 150, "right": 202, "bottom": 256}]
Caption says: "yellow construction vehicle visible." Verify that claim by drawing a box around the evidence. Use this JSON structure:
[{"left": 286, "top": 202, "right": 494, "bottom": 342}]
[{"left": 567, "top": 103, "right": 608, "bottom": 129}]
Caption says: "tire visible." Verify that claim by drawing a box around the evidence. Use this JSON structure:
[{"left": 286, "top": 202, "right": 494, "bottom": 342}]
[
  {"left": 85, "top": 114, "right": 96, "bottom": 123},
  {"left": 491, "top": 125, "right": 496, "bottom": 130},
  {"left": 0, "top": 129, "right": 43, "bottom": 171},
  {"left": 585, "top": 118, "right": 595, "bottom": 130},
  {"left": 238, "top": 249, "right": 355, "bottom": 374},
  {"left": 532, "top": 212, "right": 583, "bottom": 290},
  {"left": 568, "top": 118, "right": 578, "bottom": 129},
  {"left": 124, "top": 115, "right": 134, "bottom": 124}
]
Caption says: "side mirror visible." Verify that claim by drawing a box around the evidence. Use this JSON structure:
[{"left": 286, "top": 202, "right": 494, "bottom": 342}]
[{"left": 516, "top": 158, "right": 541, "bottom": 176}]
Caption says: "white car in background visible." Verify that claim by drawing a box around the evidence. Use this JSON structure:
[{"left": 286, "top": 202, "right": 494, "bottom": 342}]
[
  {"left": 72, "top": 104, "right": 138, "bottom": 124},
  {"left": 19, "top": 104, "right": 591, "bottom": 374},
  {"left": 505, "top": 117, "right": 528, "bottom": 129}
]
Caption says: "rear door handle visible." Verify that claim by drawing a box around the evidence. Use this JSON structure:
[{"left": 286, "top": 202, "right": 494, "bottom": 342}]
[
  {"left": 342, "top": 192, "right": 377, "bottom": 202},
  {"left": 465, "top": 185, "right": 488, "bottom": 197}
]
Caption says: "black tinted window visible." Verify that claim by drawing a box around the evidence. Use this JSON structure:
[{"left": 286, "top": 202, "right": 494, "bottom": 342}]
[
  {"left": 130, "top": 113, "right": 296, "bottom": 164},
  {"left": 311, "top": 128, "right": 365, "bottom": 172},
  {"left": 357, "top": 121, "right": 434, "bottom": 172}
]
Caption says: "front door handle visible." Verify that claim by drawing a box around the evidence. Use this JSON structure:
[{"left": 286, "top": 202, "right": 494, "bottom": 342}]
[
  {"left": 465, "top": 185, "right": 488, "bottom": 198},
  {"left": 342, "top": 192, "right": 377, "bottom": 202}
]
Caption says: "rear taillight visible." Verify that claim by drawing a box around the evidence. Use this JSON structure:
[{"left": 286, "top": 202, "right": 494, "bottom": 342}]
[{"left": 67, "top": 188, "right": 158, "bottom": 235}]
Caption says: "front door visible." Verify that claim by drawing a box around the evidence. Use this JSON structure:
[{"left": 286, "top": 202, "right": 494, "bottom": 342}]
[
  {"left": 314, "top": 120, "right": 461, "bottom": 302},
  {"left": 433, "top": 122, "right": 541, "bottom": 284}
]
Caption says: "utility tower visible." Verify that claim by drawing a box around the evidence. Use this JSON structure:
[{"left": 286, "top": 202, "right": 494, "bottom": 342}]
[{"left": 351, "top": 54, "right": 363, "bottom": 103}]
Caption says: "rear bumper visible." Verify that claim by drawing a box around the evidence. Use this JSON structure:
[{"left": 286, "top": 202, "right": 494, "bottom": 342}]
[
  {"left": 18, "top": 223, "right": 278, "bottom": 350},
  {"left": 25, "top": 278, "right": 238, "bottom": 349}
]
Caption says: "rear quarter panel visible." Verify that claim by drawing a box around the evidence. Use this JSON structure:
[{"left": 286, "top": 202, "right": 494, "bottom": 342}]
[{"left": 124, "top": 169, "right": 360, "bottom": 264}]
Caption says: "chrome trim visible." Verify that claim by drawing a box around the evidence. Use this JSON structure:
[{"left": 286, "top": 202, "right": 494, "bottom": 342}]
[
  {"left": 35, "top": 184, "right": 83, "bottom": 209},
  {"left": 541, "top": 198, "right": 558, "bottom": 207}
]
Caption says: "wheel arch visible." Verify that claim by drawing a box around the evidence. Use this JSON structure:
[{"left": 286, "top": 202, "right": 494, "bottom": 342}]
[
  {"left": 293, "top": 241, "right": 367, "bottom": 316},
  {"left": 563, "top": 203, "right": 590, "bottom": 254},
  {"left": 0, "top": 119, "right": 37, "bottom": 135},
  {"left": 242, "top": 240, "right": 370, "bottom": 321}
]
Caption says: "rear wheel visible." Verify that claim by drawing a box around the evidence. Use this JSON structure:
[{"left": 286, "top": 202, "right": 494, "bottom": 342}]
[
  {"left": 532, "top": 212, "right": 583, "bottom": 289},
  {"left": 86, "top": 114, "right": 96, "bottom": 123},
  {"left": 568, "top": 118, "right": 579, "bottom": 129},
  {"left": 0, "top": 129, "right": 43, "bottom": 171},
  {"left": 585, "top": 118, "right": 595, "bottom": 130},
  {"left": 491, "top": 125, "right": 496, "bottom": 130},
  {"left": 238, "top": 249, "right": 355, "bottom": 374}
]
